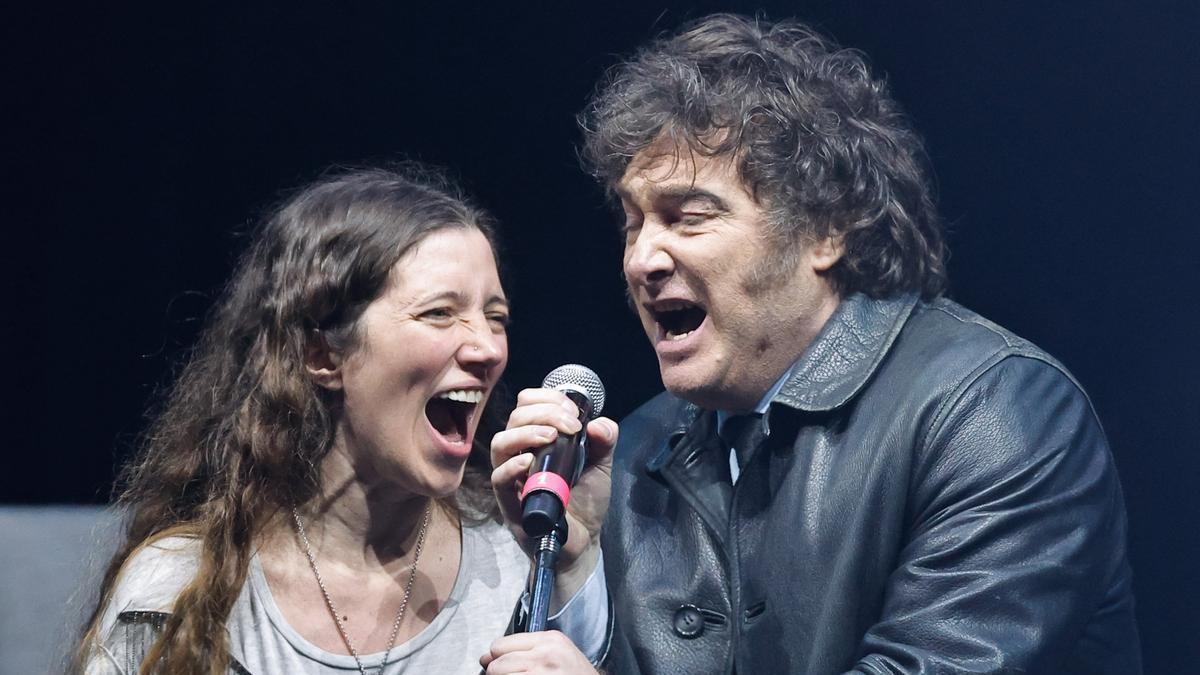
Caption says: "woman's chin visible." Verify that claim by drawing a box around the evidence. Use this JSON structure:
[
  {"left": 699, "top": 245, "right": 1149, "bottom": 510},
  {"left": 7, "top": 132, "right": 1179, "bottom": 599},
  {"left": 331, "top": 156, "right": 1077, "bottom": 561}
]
[{"left": 421, "top": 463, "right": 470, "bottom": 499}]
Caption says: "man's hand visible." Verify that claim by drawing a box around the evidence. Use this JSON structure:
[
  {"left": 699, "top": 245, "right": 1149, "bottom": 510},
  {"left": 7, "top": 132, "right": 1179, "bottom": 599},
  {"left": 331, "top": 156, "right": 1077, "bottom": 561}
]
[
  {"left": 491, "top": 387, "right": 617, "bottom": 599},
  {"left": 480, "top": 631, "right": 598, "bottom": 674}
]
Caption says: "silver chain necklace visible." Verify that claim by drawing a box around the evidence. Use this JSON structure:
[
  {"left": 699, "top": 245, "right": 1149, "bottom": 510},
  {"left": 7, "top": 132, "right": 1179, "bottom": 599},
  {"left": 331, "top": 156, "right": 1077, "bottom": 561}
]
[{"left": 291, "top": 504, "right": 431, "bottom": 675}]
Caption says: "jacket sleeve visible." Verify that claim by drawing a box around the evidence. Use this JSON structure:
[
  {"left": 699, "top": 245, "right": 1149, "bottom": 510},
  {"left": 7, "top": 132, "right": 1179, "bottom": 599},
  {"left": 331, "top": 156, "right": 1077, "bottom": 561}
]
[{"left": 846, "top": 355, "right": 1139, "bottom": 674}]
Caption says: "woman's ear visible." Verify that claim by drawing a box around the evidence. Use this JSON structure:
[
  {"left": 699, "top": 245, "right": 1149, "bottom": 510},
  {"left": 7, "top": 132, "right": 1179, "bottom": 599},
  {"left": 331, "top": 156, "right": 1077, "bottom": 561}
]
[{"left": 305, "top": 331, "right": 344, "bottom": 390}]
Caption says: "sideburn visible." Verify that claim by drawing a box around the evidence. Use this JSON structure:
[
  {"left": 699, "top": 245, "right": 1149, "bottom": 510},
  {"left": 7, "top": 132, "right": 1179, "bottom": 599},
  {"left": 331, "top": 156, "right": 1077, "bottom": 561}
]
[{"left": 741, "top": 231, "right": 804, "bottom": 296}]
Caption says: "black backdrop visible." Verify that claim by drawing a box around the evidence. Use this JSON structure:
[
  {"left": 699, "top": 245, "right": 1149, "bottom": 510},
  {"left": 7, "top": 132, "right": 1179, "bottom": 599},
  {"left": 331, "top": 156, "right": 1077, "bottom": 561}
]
[{"left": 5, "top": 2, "right": 1197, "bottom": 670}]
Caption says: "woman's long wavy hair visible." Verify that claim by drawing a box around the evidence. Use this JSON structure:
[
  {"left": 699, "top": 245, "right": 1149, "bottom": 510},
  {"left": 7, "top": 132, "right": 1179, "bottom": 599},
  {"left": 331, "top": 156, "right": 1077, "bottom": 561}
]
[
  {"left": 580, "top": 13, "right": 947, "bottom": 299},
  {"left": 74, "top": 165, "right": 504, "bottom": 674}
]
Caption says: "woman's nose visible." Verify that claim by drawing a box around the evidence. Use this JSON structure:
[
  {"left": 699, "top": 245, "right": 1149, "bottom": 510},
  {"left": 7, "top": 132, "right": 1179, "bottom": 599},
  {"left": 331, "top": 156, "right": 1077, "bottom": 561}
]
[{"left": 458, "top": 325, "right": 507, "bottom": 372}]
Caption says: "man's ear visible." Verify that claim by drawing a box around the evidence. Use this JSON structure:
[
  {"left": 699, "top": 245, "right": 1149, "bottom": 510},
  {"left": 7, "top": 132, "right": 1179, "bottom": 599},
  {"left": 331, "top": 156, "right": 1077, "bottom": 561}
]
[
  {"left": 305, "top": 331, "right": 344, "bottom": 390},
  {"left": 807, "top": 235, "right": 845, "bottom": 273}
]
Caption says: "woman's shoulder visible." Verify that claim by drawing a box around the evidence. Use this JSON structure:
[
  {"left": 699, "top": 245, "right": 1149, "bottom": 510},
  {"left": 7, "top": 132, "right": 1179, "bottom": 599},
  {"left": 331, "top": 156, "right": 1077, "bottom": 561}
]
[
  {"left": 459, "top": 516, "right": 527, "bottom": 593},
  {"left": 105, "top": 535, "right": 202, "bottom": 617},
  {"left": 463, "top": 516, "right": 523, "bottom": 556},
  {"left": 85, "top": 536, "right": 204, "bottom": 673}
]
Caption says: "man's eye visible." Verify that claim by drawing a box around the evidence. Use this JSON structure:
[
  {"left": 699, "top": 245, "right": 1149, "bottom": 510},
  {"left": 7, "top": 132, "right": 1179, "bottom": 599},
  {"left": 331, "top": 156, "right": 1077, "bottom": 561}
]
[
  {"left": 421, "top": 308, "right": 454, "bottom": 321},
  {"left": 678, "top": 211, "right": 712, "bottom": 226},
  {"left": 620, "top": 208, "right": 643, "bottom": 233}
]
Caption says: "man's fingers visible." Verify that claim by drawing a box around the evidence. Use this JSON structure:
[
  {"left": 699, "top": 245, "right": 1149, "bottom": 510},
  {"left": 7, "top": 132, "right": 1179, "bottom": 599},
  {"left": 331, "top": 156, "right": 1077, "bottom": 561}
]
[
  {"left": 506, "top": 401, "right": 583, "bottom": 436},
  {"left": 515, "top": 387, "right": 576, "bottom": 407},
  {"left": 487, "top": 631, "right": 540, "bottom": 653},
  {"left": 491, "top": 451, "right": 535, "bottom": 489},
  {"left": 483, "top": 653, "right": 531, "bottom": 674},
  {"left": 491, "top": 424, "right": 558, "bottom": 465},
  {"left": 481, "top": 632, "right": 593, "bottom": 674},
  {"left": 490, "top": 389, "right": 588, "bottom": 470},
  {"left": 585, "top": 417, "right": 618, "bottom": 462},
  {"left": 481, "top": 632, "right": 540, "bottom": 673},
  {"left": 491, "top": 453, "right": 535, "bottom": 515}
]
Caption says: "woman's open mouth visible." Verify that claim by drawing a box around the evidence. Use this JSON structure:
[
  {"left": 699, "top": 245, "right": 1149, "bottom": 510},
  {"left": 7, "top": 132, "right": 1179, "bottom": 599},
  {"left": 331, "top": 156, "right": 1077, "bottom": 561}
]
[{"left": 424, "top": 389, "right": 484, "bottom": 446}]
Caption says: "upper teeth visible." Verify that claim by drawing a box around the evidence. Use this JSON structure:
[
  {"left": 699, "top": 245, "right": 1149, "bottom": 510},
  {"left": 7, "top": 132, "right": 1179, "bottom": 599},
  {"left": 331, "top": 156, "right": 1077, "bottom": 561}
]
[{"left": 438, "top": 389, "right": 484, "bottom": 403}]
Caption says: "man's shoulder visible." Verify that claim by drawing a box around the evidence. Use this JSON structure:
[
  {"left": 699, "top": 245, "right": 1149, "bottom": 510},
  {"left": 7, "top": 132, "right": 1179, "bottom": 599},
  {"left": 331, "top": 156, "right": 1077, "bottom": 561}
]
[
  {"left": 883, "top": 297, "right": 1091, "bottom": 418},
  {"left": 775, "top": 293, "right": 1073, "bottom": 414},
  {"left": 902, "top": 297, "right": 1069, "bottom": 372},
  {"left": 912, "top": 298, "right": 1032, "bottom": 347}
]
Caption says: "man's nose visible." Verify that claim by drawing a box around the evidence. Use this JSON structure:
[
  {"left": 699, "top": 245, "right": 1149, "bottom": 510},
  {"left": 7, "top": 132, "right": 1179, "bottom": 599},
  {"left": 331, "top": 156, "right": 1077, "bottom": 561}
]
[{"left": 624, "top": 226, "right": 674, "bottom": 286}]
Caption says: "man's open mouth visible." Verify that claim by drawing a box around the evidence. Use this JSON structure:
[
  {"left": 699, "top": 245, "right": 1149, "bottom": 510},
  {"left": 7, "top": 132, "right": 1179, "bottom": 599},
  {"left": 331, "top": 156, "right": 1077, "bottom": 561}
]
[
  {"left": 650, "top": 300, "right": 707, "bottom": 341},
  {"left": 424, "top": 389, "right": 484, "bottom": 443}
]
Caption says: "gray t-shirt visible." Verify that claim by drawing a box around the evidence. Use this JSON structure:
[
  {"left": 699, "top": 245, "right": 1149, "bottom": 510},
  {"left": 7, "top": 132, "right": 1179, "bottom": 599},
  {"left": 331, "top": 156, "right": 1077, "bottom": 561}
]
[{"left": 87, "top": 520, "right": 527, "bottom": 674}]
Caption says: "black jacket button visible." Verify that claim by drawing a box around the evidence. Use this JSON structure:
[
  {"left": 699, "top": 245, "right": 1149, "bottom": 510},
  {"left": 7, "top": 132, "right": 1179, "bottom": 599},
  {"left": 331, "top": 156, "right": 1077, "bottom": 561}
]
[{"left": 672, "top": 604, "right": 704, "bottom": 638}]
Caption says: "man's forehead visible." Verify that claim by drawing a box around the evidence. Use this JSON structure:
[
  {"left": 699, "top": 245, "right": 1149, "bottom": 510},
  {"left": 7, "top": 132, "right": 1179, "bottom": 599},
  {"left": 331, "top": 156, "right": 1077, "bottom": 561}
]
[{"left": 616, "top": 142, "right": 745, "bottom": 200}]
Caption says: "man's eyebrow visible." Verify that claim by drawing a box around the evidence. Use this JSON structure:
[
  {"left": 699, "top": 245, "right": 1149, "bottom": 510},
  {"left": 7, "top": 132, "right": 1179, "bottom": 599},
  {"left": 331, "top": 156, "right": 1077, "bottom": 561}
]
[
  {"left": 655, "top": 186, "right": 729, "bottom": 210},
  {"left": 612, "top": 182, "right": 730, "bottom": 213}
]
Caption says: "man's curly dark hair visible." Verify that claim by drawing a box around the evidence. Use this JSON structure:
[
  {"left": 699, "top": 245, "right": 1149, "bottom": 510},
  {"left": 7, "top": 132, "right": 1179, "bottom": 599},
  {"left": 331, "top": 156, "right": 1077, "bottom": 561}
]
[{"left": 580, "top": 13, "right": 947, "bottom": 299}]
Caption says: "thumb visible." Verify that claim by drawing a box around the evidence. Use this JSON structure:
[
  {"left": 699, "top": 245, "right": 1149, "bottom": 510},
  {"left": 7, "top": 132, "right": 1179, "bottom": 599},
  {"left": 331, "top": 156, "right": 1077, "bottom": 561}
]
[{"left": 586, "top": 417, "right": 618, "bottom": 461}]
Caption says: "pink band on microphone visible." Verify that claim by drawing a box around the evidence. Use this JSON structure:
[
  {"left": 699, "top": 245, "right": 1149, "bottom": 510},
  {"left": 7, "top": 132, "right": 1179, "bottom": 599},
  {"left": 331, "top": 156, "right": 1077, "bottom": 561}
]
[{"left": 520, "top": 471, "right": 571, "bottom": 508}]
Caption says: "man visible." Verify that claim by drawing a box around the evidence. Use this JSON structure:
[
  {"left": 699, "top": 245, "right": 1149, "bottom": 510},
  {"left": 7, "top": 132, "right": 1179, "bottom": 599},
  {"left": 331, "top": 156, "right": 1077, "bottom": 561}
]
[{"left": 487, "top": 13, "right": 1140, "bottom": 674}]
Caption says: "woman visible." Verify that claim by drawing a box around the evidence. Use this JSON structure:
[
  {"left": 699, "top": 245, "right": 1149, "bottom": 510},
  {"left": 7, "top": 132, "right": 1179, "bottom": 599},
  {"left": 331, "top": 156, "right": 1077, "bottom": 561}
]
[{"left": 75, "top": 165, "right": 588, "bottom": 674}]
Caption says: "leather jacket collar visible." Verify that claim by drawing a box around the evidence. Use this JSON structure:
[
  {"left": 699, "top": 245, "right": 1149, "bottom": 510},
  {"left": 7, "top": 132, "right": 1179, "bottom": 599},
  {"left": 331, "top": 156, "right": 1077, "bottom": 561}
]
[{"left": 774, "top": 292, "right": 918, "bottom": 412}]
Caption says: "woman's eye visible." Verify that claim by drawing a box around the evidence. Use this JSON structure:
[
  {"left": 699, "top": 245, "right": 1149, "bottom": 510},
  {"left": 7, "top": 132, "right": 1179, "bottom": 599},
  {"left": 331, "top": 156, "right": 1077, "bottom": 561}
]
[
  {"left": 487, "top": 313, "right": 510, "bottom": 329},
  {"left": 421, "top": 308, "right": 454, "bottom": 321}
]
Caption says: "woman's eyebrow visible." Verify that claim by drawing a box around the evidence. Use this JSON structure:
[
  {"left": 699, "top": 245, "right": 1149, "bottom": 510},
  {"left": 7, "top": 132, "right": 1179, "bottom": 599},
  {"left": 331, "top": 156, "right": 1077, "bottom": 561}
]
[{"left": 411, "top": 290, "right": 467, "bottom": 305}]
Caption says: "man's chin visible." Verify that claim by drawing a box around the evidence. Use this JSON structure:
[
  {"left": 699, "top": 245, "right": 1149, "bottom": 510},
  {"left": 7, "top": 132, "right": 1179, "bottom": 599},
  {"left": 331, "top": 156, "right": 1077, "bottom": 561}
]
[
  {"left": 660, "top": 368, "right": 722, "bottom": 408},
  {"left": 662, "top": 367, "right": 764, "bottom": 411}
]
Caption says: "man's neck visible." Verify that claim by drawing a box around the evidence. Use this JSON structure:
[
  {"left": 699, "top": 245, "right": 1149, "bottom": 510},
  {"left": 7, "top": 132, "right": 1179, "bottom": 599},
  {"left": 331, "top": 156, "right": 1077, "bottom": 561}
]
[{"left": 719, "top": 290, "right": 842, "bottom": 413}]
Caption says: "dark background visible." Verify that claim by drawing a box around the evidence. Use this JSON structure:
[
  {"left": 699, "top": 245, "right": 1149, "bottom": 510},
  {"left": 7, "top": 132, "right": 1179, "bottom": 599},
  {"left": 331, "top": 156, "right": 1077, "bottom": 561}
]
[{"left": 4, "top": 1, "right": 1196, "bottom": 669}]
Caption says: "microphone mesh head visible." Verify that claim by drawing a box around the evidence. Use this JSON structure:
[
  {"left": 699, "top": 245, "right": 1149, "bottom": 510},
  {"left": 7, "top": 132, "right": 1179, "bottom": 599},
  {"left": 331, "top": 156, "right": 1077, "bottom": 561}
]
[{"left": 542, "top": 364, "right": 606, "bottom": 418}]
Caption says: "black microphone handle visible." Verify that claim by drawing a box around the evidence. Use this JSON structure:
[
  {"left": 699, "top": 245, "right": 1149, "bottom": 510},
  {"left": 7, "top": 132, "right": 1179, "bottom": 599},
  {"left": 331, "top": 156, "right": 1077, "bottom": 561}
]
[
  {"left": 530, "top": 425, "right": 586, "bottom": 480},
  {"left": 520, "top": 390, "right": 591, "bottom": 537}
]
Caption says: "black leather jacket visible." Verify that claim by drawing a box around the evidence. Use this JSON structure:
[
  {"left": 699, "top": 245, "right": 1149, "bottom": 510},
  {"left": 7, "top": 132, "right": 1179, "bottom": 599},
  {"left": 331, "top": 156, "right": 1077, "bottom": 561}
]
[{"left": 601, "top": 293, "right": 1140, "bottom": 674}]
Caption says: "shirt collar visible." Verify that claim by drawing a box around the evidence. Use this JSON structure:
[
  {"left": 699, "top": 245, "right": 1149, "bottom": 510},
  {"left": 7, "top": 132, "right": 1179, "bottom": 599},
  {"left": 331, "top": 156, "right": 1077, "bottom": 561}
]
[{"left": 715, "top": 359, "right": 796, "bottom": 438}]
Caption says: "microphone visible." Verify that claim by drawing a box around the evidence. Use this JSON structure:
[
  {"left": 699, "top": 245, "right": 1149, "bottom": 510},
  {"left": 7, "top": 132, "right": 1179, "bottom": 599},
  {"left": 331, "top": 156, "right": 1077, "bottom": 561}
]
[{"left": 519, "top": 364, "right": 606, "bottom": 538}]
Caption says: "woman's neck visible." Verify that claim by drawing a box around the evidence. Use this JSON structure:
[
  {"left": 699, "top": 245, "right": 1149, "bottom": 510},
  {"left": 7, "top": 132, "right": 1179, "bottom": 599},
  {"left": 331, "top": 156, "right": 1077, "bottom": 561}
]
[
  {"left": 286, "top": 445, "right": 447, "bottom": 573},
  {"left": 256, "top": 444, "right": 466, "bottom": 655}
]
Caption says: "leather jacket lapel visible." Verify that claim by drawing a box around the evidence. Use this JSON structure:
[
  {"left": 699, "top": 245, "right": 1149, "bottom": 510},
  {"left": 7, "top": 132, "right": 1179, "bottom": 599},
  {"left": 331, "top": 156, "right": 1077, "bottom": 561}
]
[{"left": 652, "top": 411, "right": 733, "bottom": 551}]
